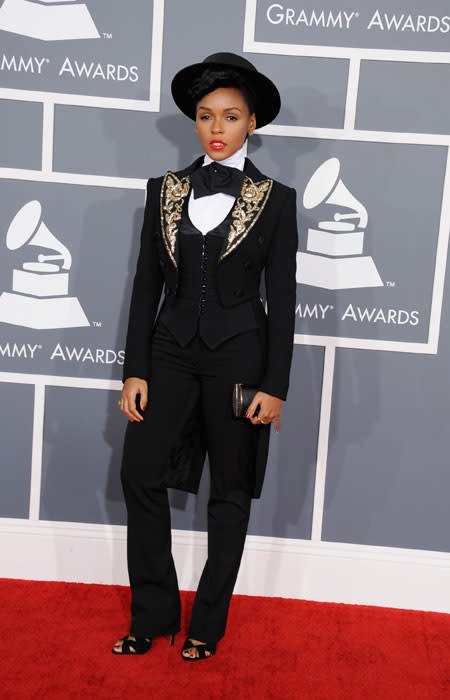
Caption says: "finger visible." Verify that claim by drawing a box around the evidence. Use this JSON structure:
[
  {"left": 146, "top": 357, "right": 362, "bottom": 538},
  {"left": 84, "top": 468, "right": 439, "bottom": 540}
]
[
  {"left": 121, "top": 405, "right": 133, "bottom": 421},
  {"left": 124, "top": 395, "right": 143, "bottom": 422},
  {"left": 246, "top": 398, "right": 260, "bottom": 418},
  {"left": 129, "top": 404, "right": 144, "bottom": 422},
  {"left": 139, "top": 386, "right": 148, "bottom": 411},
  {"left": 118, "top": 398, "right": 129, "bottom": 418},
  {"left": 257, "top": 413, "right": 274, "bottom": 425},
  {"left": 133, "top": 392, "right": 146, "bottom": 420},
  {"left": 121, "top": 399, "right": 134, "bottom": 421}
]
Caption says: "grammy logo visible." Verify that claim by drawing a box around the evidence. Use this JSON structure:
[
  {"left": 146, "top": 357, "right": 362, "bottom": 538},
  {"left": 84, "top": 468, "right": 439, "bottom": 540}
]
[
  {"left": 297, "top": 157, "right": 383, "bottom": 290},
  {"left": 0, "top": 0, "right": 100, "bottom": 41},
  {"left": 0, "top": 200, "right": 89, "bottom": 329}
]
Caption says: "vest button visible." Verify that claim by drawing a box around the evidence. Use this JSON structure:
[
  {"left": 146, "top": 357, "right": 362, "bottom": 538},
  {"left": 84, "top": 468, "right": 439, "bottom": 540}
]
[
  {"left": 244, "top": 260, "right": 253, "bottom": 270},
  {"left": 234, "top": 288, "right": 244, "bottom": 297},
  {"left": 257, "top": 235, "right": 265, "bottom": 245}
]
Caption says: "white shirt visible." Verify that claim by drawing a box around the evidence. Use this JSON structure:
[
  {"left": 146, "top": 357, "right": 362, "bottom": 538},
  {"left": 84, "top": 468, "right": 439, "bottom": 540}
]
[{"left": 188, "top": 142, "right": 247, "bottom": 235}]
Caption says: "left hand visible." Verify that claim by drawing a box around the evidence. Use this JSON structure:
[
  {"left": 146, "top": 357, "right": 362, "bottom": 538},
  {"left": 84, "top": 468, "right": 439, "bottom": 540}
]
[{"left": 246, "top": 391, "right": 282, "bottom": 426}]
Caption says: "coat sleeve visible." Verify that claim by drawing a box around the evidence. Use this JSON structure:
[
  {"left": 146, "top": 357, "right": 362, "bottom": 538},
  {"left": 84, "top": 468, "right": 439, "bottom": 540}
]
[
  {"left": 259, "top": 186, "right": 298, "bottom": 401},
  {"left": 122, "top": 177, "right": 164, "bottom": 382}
]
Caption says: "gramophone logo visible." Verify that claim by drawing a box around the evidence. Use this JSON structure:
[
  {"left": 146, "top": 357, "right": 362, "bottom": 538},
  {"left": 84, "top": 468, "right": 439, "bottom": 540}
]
[
  {"left": 0, "top": 200, "right": 89, "bottom": 329},
  {"left": 297, "top": 157, "right": 383, "bottom": 290},
  {"left": 0, "top": 0, "right": 100, "bottom": 41}
]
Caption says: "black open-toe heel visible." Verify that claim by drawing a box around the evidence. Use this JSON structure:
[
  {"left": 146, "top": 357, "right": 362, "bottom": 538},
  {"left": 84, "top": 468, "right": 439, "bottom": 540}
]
[
  {"left": 112, "top": 635, "right": 152, "bottom": 655},
  {"left": 181, "top": 636, "right": 216, "bottom": 661},
  {"left": 112, "top": 632, "right": 176, "bottom": 655}
]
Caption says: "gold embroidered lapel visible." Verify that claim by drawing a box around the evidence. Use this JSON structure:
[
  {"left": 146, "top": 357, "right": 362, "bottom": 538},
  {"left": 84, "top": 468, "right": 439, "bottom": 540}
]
[
  {"left": 219, "top": 175, "right": 273, "bottom": 261},
  {"left": 160, "top": 172, "right": 191, "bottom": 268}
]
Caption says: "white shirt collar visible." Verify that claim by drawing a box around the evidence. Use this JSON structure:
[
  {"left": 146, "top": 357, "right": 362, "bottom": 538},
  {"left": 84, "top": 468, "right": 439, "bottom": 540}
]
[{"left": 203, "top": 141, "right": 247, "bottom": 171}]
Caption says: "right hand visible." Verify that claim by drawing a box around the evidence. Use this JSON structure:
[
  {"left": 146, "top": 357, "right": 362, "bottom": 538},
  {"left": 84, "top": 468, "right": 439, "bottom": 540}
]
[{"left": 118, "top": 377, "right": 148, "bottom": 422}]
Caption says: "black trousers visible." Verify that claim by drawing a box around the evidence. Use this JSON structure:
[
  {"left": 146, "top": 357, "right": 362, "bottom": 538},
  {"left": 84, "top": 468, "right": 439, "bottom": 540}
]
[{"left": 120, "top": 319, "right": 265, "bottom": 643}]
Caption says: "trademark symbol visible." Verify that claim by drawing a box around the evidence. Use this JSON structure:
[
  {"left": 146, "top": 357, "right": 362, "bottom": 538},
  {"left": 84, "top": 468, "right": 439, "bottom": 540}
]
[
  {"left": 103, "top": 32, "right": 112, "bottom": 39},
  {"left": 38, "top": 345, "right": 42, "bottom": 349},
  {"left": 386, "top": 281, "right": 396, "bottom": 287},
  {"left": 45, "top": 58, "right": 50, "bottom": 63},
  {"left": 330, "top": 305, "right": 334, "bottom": 310},
  {"left": 93, "top": 321, "right": 102, "bottom": 327}
]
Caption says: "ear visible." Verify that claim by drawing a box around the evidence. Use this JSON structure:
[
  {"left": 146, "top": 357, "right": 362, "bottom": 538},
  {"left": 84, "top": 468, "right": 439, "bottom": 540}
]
[{"left": 248, "top": 113, "right": 256, "bottom": 135}]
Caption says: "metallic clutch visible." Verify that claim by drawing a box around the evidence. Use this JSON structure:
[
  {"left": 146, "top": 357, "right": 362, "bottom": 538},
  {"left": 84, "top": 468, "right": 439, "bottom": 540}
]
[
  {"left": 233, "top": 382, "right": 258, "bottom": 418},
  {"left": 232, "top": 383, "right": 282, "bottom": 432}
]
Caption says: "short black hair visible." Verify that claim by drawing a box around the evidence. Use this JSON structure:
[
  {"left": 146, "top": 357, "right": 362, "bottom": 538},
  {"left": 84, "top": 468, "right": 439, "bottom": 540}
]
[{"left": 188, "top": 68, "right": 256, "bottom": 116}]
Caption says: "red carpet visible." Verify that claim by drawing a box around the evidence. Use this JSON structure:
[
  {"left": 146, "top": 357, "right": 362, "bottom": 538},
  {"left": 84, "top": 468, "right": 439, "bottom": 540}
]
[{"left": 1, "top": 578, "right": 449, "bottom": 700}]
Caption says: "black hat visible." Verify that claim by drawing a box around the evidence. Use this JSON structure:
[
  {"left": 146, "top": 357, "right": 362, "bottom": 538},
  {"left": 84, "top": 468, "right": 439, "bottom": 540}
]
[{"left": 171, "top": 52, "right": 281, "bottom": 129}]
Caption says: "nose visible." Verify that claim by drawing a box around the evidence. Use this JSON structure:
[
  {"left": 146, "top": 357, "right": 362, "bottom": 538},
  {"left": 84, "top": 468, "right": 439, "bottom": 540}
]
[{"left": 211, "top": 118, "right": 223, "bottom": 134}]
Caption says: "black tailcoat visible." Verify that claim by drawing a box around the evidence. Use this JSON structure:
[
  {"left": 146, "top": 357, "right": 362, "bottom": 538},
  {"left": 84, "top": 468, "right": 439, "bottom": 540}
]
[{"left": 122, "top": 156, "right": 298, "bottom": 497}]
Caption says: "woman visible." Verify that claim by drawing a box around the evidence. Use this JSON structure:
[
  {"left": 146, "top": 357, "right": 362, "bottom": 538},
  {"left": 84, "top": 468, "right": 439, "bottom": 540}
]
[{"left": 113, "top": 52, "right": 298, "bottom": 661}]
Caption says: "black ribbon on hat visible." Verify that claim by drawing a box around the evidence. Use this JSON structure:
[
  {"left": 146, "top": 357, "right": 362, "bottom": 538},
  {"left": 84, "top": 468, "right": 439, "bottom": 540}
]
[{"left": 191, "top": 161, "right": 245, "bottom": 199}]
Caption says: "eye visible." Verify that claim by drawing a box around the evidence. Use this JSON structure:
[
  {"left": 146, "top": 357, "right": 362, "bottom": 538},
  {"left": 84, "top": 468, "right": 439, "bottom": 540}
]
[
  {"left": 199, "top": 114, "right": 212, "bottom": 120},
  {"left": 226, "top": 115, "right": 238, "bottom": 121}
]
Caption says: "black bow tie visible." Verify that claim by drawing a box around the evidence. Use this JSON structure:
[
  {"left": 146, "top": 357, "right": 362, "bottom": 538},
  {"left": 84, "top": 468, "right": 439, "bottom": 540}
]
[{"left": 191, "top": 161, "right": 245, "bottom": 199}]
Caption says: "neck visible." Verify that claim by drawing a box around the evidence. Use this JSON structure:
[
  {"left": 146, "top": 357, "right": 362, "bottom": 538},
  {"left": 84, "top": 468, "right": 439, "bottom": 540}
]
[{"left": 203, "top": 141, "right": 247, "bottom": 171}]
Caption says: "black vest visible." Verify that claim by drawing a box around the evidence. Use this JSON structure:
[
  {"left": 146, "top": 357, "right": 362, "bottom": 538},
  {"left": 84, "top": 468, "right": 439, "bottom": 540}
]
[{"left": 157, "top": 207, "right": 258, "bottom": 348}]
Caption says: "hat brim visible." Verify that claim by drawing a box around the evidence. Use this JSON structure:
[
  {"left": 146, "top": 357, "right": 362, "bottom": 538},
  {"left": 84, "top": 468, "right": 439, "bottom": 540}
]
[{"left": 171, "top": 61, "right": 280, "bottom": 129}]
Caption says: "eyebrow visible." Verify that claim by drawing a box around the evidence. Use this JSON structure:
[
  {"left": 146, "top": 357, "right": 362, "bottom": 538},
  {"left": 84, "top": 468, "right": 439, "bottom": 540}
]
[{"left": 197, "top": 105, "right": 242, "bottom": 112}]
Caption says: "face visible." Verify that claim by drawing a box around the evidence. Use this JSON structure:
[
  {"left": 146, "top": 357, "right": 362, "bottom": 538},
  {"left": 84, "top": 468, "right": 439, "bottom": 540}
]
[{"left": 195, "top": 87, "right": 256, "bottom": 161}]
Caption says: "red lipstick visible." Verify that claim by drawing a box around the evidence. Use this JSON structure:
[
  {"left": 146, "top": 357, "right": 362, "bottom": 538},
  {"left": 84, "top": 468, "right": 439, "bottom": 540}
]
[{"left": 209, "top": 140, "right": 226, "bottom": 150}]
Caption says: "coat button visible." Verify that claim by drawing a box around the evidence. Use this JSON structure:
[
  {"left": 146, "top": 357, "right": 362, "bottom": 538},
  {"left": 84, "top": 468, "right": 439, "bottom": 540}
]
[
  {"left": 244, "top": 260, "right": 253, "bottom": 270},
  {"left": 159, "top": 259, "right": 166, "bottom": 268},
  {"left": 234, "top": 288, "right": 244, "bottom": 297},
  {"left": 257, "top": 235, "right": 264, "bottom": 245}
]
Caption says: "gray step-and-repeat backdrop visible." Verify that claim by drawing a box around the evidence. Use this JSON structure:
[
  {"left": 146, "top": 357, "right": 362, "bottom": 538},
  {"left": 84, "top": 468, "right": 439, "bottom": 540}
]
[{"left": 1, "top": 0, "right": 450, "bottom": 610}]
